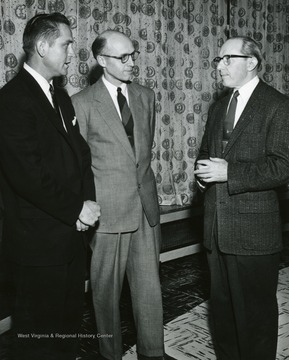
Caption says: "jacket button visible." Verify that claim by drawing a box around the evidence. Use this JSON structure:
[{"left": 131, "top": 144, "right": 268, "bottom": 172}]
[
  {"left": 138, "top": 184, "right": 141, "bottom": 189},
  {"left": 136, "top": 163, "right": 139, "bottom": 168}
]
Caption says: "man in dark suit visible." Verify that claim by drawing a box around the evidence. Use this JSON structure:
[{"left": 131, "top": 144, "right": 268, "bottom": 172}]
[
  {"left": 194, "top": 36, "right": 289, "bottom": 360},
  {"left": 0, "top": 13, "right": 100, "bottom": 360},
  {"left": 71, "top": 30, "right": 166, "bottom": 360}
]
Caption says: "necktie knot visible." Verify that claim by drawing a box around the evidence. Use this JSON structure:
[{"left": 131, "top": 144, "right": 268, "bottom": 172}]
[
  {"left": 49, "top": 84, "right": 67, "bottom": 131},
  {"left": 233, "top": 90, "right": 239, "bottom": 99},
  {"left": 49, "top": 84, "right": 59, "bottom": 114},
  {"left": 49, "top": 84, "right": 55, "bottom": 97},
  {"left": 117, "top": 87, "right": 126, "bottom": 110},
  {"left": 116, "top": 86, "right": 134, "bottom": 149}
]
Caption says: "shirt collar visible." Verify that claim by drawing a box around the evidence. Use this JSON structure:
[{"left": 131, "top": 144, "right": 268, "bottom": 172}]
[
  {"left": 236, "top": 75, "right": 260, "bottom": 103},
  {"left": 23, "top": 63, "right": 52, "bottom": 96},
  {"left": 102, "top": 75, "right": 128, "bottom": 97}
]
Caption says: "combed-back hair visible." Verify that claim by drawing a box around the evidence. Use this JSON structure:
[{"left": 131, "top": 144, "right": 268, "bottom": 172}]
[
  {"left": 23, "top": 12, "right": 70, "bottom": 60},
  {"left": 91, "top": 30, "right": 122, "bottom": 60}
]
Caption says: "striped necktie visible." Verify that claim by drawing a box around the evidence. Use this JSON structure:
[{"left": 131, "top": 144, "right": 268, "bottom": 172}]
[
  {"left": 222, "top": 90, "right": 239, "bottom": 152},
  {"left": 117, "top": 87, "right": 134, "bottom": 149}
]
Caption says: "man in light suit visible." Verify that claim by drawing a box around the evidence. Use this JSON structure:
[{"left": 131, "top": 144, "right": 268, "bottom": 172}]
[
  {"left": 0, "top": 13, "right": 100, "bottom": 360},
  {"left": 194, "top": 36, "right": 289, "bottom": 360},
  {"left": 72, "top": 30, "right": 166, "bottom": 360}
]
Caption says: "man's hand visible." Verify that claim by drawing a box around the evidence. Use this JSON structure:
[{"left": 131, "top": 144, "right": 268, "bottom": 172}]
[
  {"left": 194, "top": 157, "right": 228, "bottom": 183},
  {"left": 76, "top": 219, "right": 89, "bottom": 232},
  {"left": 76, "top": 200, "right": 101, "bottom": 231}
]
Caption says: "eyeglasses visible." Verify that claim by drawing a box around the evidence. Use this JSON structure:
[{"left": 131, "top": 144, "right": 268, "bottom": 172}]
[
  {"left": 213, "top": 55, "right": 252, "bottom": 66},
  {"left": 100, "top": 50, "right": 140, "bottom": 64}
]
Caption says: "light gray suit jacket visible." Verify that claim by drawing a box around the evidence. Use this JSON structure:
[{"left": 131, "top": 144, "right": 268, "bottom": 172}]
[
  {"left": 197, "top": 80, "right": 289, "bottom": 255},
  {"left": 71, "top": 79, "right": 159, "bottom": 233}
]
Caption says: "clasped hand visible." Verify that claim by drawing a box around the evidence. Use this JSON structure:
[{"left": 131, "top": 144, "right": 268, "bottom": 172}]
[
  {"left": 194, "top": 157, "right": 228, "bottom": 183},
  {"left": 76, "top": 200, "right": 101, "bottom": 231}
]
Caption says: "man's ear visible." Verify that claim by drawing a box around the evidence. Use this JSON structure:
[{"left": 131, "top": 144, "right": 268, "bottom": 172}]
[
  {"left": 96, "top": 54, "right": 106, "bottom": 68},
  {"left": 248, "top": 56, "right": 258, "bottom": 71},
  {"left": 36, "top": 39, "right": 48, "bottom": 58}
]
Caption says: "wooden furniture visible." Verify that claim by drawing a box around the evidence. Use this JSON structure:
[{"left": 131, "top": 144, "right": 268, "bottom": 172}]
[{"left": 160, "top": 204, "right": 204, "bottom": 262}]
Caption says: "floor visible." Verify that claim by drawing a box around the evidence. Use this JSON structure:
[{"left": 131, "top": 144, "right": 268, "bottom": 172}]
[{"left": 1, "top": 233, "right": 289, "bottom": 360}]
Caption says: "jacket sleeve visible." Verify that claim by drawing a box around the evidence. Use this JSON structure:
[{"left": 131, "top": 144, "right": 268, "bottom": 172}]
[
  {"left": 194, "top": 103, "right": 217, "bottom": 192},
  {"left": 0, "top": 95, "right": 84, "bottom": 226},
  {"left": 71, "top": 93, "right": 89, "bottom": 141},
  {"left": 228, "top": 96, "right": 289, "bottom": 194}
]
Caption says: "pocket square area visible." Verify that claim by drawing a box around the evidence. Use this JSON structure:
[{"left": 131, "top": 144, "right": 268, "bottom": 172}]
[{"left": 72, "top": 116, "right": 77, "bottom": 126}]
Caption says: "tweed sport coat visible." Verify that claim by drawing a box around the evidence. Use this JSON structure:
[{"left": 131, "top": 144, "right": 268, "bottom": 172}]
[
  {"left": 71, "top": 79, "right": 160, "bottom": 233},
  {"left": 0, "top": 69, "right": 95, "bottom": 266},
  {"left": 197, "top": 80, "right": 289, "bottom": 255}
]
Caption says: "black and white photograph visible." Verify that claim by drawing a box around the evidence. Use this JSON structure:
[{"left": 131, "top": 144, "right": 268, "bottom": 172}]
[{"left": 0, "top": 1, "right": 289, "bottom": 360}]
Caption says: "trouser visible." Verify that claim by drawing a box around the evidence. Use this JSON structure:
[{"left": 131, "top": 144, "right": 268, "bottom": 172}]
[
  {"left": 11, "top": 241, "right": 86, "bottom": 360},
  {"left": 90, "top": 211, "right": 164, "bottom": 360},
  {"left": 207, "top": 234, "right": 280, "bottom": 360}
]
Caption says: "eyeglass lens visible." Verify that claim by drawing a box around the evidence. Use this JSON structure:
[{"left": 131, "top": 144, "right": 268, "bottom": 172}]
[
  {"left": 213, "top": 55, "right": 251, "bottom": 66},
  {"left": 213, "top": 56, "right": 230, "bottom": 65},
  {"left": 122, "top": 51, "right": 139, "bottom": 63}
]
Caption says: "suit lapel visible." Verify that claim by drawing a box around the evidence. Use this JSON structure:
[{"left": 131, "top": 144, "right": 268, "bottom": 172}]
[
  {"left": 20, "top": 69, "right": 80, "bottom": 158},
  {"left": 94, "top": 80, "right": 135, "bottom": 162},
  {"left": 46, "top": 87, "right": 81, "bottom": 160},
  {"left": 52, "top": 84, "right": 72, "bottom": 138},
  {"left": 128, "top": 84, "right": 143, "bottom": 162},
  {"left": 223, "top": 82, "right": 263, "bottom": 157},
  {"left": 212, "top": 96, "right": 229, "bottom": 157},
  {"left": 21, "top": 70, "right": 71, "bottom": 138}
]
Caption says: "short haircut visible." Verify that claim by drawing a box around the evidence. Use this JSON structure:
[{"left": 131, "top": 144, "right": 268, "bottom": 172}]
[
  {"left": 91, "top": 30, "right": 124, "bottom": 60},
  {"left": 232, "top": 36, "right": 263, "bottom": 69},
  {"left": 23, "top": 12, "right": 70, "bottom": 60}
]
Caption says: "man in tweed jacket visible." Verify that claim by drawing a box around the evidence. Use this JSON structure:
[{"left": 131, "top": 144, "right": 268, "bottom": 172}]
[{"left": 195, "top": 36, "right": 289, "bottom": 360}]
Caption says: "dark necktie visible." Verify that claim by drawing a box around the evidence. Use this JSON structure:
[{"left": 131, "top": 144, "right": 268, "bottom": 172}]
[
  {"left": 222, "top": 90, "right": 239, "bottom": 152},
  {"left": 117, "top": 87, "right": 134, "bottom": 149},
  {"left": 49, "top": 84, "right": 62, "bottom": 119}
]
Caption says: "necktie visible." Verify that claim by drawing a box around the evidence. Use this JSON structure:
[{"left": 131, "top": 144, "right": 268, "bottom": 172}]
[
  {"left": 117, "top": 87, "right": 134, "bottom": 149},
  {"left": 49, "top": 84, "right": 67, "bottom": 132},
  {"left": 222, "top": 90, "right": 239, "bottom": 152},
  {"left": 49, "top": 84, "right": 62, "bottom": 119}
]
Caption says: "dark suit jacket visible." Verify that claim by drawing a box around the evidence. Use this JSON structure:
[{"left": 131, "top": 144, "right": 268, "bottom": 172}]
[
  {"left": 197, "top": 80, "right": 289, "bottom": 255},
  {"left": 0, "top": 68, "right": 95, "bottom": 266},
  {"left": 71, "top": 79, "right": 160, "bottom": 233}
]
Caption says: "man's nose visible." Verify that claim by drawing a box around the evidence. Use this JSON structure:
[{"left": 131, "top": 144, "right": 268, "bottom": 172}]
[
  {"left": 127, "top": 54, "right": 134, "bottom": 65},
  {"left": 217, "top": 60, "right": 224, "bottom": 71},
  {"left": 68, "top": 44, "right": 76, "bottom": 58}
]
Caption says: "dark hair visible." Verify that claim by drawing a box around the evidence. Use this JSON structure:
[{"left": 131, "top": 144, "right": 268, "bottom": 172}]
[
  {"left": 232, "top": 36, "right": 263, "bottom": 69},
  {"left": 91, "top": 36, "right": 107, "bottom": 60},
  {"left": 23, "top": 12, "right": 70, "bottom": 60}
]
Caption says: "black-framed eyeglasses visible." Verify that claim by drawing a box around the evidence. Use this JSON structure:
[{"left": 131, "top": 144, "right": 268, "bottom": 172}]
[
  {"left": 100, "top": 50, "right": 140, "bottom": 64},
  {"left": 213, "top": 55, "right": 252, "bottom": 66}
]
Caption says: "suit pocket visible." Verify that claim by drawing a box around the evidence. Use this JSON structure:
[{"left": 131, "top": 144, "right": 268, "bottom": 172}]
[
  {"left": 238, "top": 199, "right": 282, "bottom": 251},
  {"left": 238, "top": 198, "right": 279, "bottom": 214}
]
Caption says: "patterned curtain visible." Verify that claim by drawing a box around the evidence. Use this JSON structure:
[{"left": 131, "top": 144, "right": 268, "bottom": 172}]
[
  {"left": 0, "top": 0, "right": 227, "bottom": 206},
  {"left": 229, "top": 0, "right": 289, "bottom": 95}
]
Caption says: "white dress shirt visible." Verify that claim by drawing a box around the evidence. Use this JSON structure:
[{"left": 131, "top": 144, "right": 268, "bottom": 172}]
[
  {"left": 24, "top": 63, "right": 67, "bottom": 131},
  {"left": 231, "top": 75, "right": 260, "bottom": 127},
  {"left": 24, "top": 63, "right": 54, "bottom": 106},
  {"left": 102, "top": 75, "right": 130, "bottom": 121}
]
